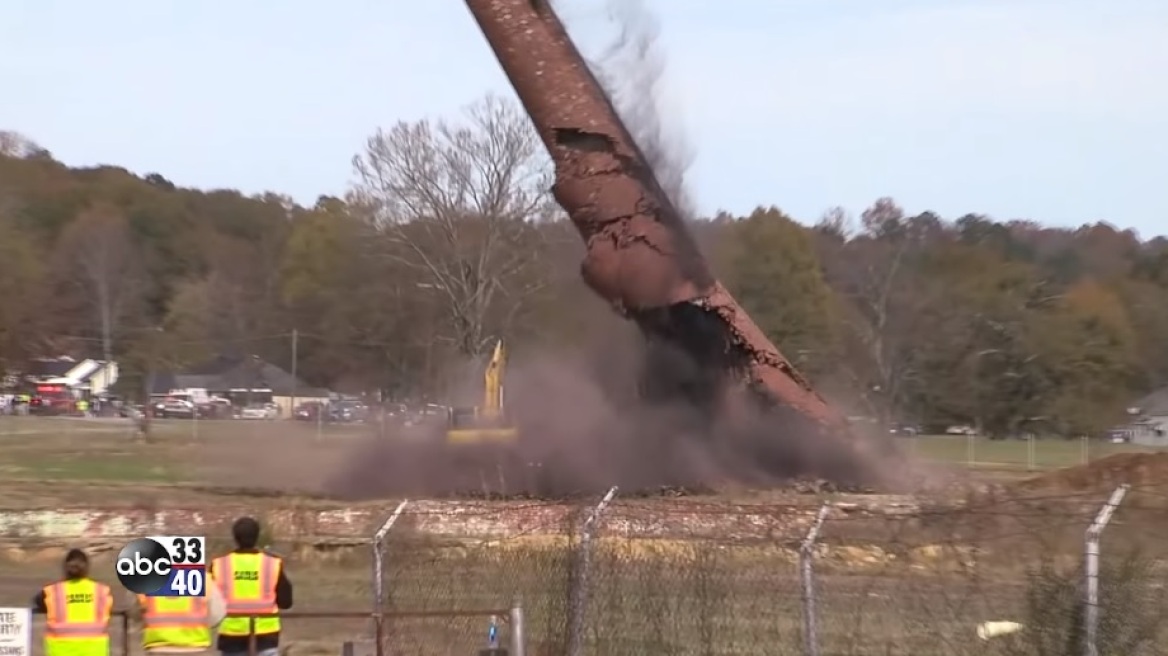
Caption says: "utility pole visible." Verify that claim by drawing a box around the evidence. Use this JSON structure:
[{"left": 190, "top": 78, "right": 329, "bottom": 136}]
[
  {"left": 316, "top": 395, "right": 324, "bottom": 441},
  {"left": 290, "top": 329, "right": 298, "bottom": 416},
  {"left": 140, "top": 367, "right": 152, "bottom": 443},
  {"left": 139, "top": 326, "right": 163, "bottom": 444}
]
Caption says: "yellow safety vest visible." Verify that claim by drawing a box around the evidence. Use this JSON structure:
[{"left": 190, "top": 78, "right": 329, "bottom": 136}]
[
  {"left": 43, "top": 579, "right": 112, "bottom": 656},
  {"left": 136, "top": 595, "right": 211, "bottom": 649},
  {"left": 211, "top": 552, "right": 282, "bottom": 636}
]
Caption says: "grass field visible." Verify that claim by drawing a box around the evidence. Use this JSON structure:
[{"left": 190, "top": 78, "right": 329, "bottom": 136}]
[
  {"left": 0, "top": 415, "right": 1160, "bottom": 489},
  {"left": 0, "top": 416, "right": 368, "bottom": 497},
  {"left": 904, "top": 434, "right": 1158, "bottom": 471}
]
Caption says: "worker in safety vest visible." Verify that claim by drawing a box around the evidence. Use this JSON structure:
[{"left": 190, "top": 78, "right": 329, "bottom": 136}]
[
  {"left": 133, "top": 580, "right": 226, "bottom": 654},
  {"left": 31, "top": 549, "right": 112, "bottom": 656},
  {"left": 210, "top": 517, "right": 293, "bottom": 656}
]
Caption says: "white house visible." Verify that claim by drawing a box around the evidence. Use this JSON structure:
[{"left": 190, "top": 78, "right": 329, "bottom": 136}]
[
  {"left": 28, "top": 357, "right": 120, "bottom": 397},
  {"left": 1125, "top": 387, "right": 1168, "bottom": 447}
]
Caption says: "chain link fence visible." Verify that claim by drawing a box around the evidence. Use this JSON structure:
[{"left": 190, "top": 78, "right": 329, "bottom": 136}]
[
  {"left": 370, "top": 481, "right": 1168, "bottom": 656},
  {"left": 2, "top": 479, "right": 1166, "bottom": 656}
]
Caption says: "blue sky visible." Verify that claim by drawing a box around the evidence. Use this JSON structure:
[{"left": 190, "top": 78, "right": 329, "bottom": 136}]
[{"left": 2, "top": 0, "right": 1166, "bottom": 237}]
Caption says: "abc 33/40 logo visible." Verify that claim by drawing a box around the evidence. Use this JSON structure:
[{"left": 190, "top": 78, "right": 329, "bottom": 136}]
[{"left": 116, "top": 536, "right": 207, "bottom": 596}]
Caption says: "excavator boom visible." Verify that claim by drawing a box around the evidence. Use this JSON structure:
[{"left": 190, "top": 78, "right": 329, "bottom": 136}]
[
  {"left": 481, "top": 340, "right": 504, "bottom": 419},
  {"left": 446, "top": 340, "right": 517, "bottom": 444}
]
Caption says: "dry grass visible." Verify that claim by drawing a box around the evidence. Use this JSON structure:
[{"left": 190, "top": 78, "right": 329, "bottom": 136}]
[{"left": 0, "top": 416, "right": 374, "bottom": 504}]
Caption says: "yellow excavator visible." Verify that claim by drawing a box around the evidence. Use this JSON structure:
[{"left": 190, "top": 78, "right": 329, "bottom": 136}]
[{"left": 445, "top": 340, "right": 519, "bottom": 444}]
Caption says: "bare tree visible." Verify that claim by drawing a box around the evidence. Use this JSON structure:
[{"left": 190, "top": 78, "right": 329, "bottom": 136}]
[
  {"left": 814, "top": 206, "right": 854, "bottom": 240},
  {"left": 0, "top": 131, "right": 50, "bottom": 159},
  {"left": 349, "top": 94, "right": 554, "bottom": 356},
  {"left": 821, "top": 198, "right": 928, "bottom": 421},
  {"left": 53, "top": 204, "right": 142, "bottom": 362}
]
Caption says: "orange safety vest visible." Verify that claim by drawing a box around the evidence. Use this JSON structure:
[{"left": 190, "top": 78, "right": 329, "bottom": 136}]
[
  {"left": 211, "top": 552, "right": 282, "bottom": 636},
  {"left": 43, "top": 579, "right": 112, "bottom": 656},
  {"left": 136, "top": 595, "right": 211, "bottom": 649}
]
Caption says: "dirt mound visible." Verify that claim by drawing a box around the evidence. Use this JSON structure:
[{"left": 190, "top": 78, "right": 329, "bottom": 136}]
[{"left": 1012, "top": 452, "right": 1168, "bottom": 496}]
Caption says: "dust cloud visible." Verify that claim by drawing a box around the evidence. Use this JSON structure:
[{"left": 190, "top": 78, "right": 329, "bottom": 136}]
[
  {"left": 325, "top": 320, "right": 910, "bottom": 500},
  {"left": 322, "top": 0, "right": 912, "bottom": 500},
  {"left": 573, "top": 0, "right": 697, "bottom": 218}
]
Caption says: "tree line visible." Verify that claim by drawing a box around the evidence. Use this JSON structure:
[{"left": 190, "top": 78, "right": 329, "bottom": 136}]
[{"left": 1, "top": 95, "right": 1166, "bottom": 436}]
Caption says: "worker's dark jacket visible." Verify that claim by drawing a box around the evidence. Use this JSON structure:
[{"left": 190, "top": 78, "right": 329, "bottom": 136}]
[
  {"left": 30, "top": 588, "right": 51, "bottom": 613},
  {"left": 213, "top": 548, "right": 294, "bottom": 653}
]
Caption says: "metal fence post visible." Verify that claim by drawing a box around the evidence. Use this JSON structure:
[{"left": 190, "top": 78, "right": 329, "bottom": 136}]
[
  {"left": 247, "top": 616, "right": 257, "bottom": 656},
  {"left": 509, "top": 598, "right": 526, "bottom": 656},
  {"left": 372, "top": 499, "right": 409, "bottom": 656},
  {"left": 566, "top": 485, "right": 617, "bottom": 656},
  {"left": 1084, "top": 484, "right": 1129, "bottom": 656},
  {"left": 120, "top": 611, "right": 130, "bottom": 656},
  {"left": 800, "top": 503, "right": 830, "bottom": 656}
]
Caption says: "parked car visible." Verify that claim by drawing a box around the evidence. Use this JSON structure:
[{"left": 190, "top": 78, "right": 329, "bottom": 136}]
[
  {"left": 329, "top": 400, "right": 368, "bottom": 423},
  {"left": 238, "top": 403, "right": 279, "bottom": 420},
  {"left": 149, "top": 396, "right": 170, "bottom": 416},
  {"left": 159, "top": 397, "right": 197, "bottom": 419},
  {"left": 382, "top": 403, "right": 408, "bottom": 421},
  {"left": 294, "top": 401, "right": 325, "bottom": 422},
  {"left": 402, "top": 403, "right": 448, "bottom": 428},
  {"left": 1106, "top": 428, "right": 1133, "bottom": 443},
  {"left": 196, "top": 398, "right": 234, "bottom": 419},
  {"left": 888, "top": 423, "right": 921, "bottom": 436},
  {"left": 29, "top": 396, "right": 69, "bottom": 416}
]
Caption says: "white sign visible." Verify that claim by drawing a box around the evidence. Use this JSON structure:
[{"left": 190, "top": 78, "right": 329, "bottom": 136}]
[{"left": 0, "top": 608, "right": 30, "bottom": 656}]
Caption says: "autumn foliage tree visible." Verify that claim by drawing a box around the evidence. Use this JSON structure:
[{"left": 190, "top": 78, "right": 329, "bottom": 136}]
[
  {"left": 0, "top": 103, "right": 1165, "bottom": 433},
  {"left": 714, "top": 207, "right": 837, "bottom": 375},
  {"left": 0, "top": 206, "right": 46, "bottom": 372}
]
